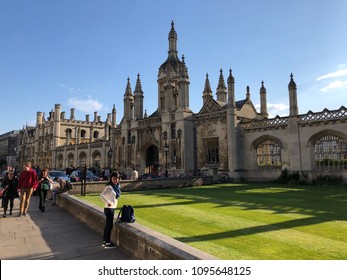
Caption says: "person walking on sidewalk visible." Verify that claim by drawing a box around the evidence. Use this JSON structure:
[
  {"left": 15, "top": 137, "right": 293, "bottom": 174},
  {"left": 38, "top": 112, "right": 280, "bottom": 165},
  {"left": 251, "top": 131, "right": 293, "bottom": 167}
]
[
  {"left": 1, "top": 170, "right": 19, "bottom": 217},
  {"left": 100, "top": 171, "right": 121, "bottom": 249},
  {"left": 37, "top": 168, "right": 53, "bottom": 213},
  {"left": 18, "top": 162, "right": 38, "bottom": 217}
]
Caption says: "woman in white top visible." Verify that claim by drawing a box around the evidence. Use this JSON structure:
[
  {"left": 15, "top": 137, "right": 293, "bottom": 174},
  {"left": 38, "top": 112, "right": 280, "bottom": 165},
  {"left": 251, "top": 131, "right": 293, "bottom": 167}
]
[{"left": 100, "top": 171, "right": 121, "bottom": 249}]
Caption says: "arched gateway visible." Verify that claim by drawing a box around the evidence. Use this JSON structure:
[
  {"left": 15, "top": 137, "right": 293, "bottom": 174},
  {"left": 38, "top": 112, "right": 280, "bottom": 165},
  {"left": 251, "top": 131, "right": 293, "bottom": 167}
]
[{"left": 145, "top": 145, "right": 159, "bottom": 175}]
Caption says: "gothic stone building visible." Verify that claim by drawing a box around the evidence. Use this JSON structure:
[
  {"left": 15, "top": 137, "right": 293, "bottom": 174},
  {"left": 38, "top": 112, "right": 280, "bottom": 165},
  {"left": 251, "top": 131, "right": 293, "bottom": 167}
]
[{"left": 19, "top": 22, "right": 347, "bottom": 182}]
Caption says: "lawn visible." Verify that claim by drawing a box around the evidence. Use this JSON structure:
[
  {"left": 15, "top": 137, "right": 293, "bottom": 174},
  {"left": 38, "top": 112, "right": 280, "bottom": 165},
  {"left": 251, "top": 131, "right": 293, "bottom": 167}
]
[{"left": 79, "top": 183, "right": 347, "bottom": 260}]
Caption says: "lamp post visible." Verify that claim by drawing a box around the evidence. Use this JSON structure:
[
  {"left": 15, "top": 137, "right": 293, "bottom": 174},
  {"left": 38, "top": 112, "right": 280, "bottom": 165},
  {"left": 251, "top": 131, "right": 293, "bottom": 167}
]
[
  {"left": 163, "top": 142, "right": 169, "bottom": 177},
  {"left": 108, "top": 147, "right": 113, "bottom": 171}
]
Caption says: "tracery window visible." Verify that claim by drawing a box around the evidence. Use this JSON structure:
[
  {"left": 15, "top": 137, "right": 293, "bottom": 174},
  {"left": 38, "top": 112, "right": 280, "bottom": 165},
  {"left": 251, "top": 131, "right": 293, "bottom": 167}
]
[
  {"left": 256, "top": 139, "right": 282, "bottom": 168},
  {"left": 205, "top": 138, "right": 219, "bottom": 164},
  {"left": 313, "top": 134, "right": 347, "bottom": 170}
]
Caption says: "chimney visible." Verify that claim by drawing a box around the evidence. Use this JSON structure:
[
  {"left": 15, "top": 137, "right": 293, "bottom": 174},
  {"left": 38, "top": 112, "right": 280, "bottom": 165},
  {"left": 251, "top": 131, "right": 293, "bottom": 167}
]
[
  {"left": 70, "top": 108, "right": 75, "bottom": 120},
  {"left": 86, "top": 114, "right": 90, "bottom": 122}
]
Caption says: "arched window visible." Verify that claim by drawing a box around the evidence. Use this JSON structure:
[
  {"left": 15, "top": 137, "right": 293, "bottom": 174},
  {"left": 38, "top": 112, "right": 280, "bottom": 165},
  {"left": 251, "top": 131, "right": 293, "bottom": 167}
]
[
  {"left": 313, "top": 134, "right": 347, "bottom": 170},
  {"left": 66, "top": 128, "right": 72, "bottom": 138},
  {"left": 256, "top": 139, "right": 282, "bottom": 168},
  {"left": 80, "top": 130, "right": 86, "bottom": 138},
  {"left": 93, "top": 131, "right": 99, "bottom": 139}
]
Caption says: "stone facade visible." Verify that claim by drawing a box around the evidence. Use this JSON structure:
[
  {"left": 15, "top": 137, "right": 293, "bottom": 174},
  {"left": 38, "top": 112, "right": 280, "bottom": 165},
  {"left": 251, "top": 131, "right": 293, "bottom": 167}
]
[
  {"left": 0, "top": 130, "right": 20, "bottom": 170},
  {"left": 18, "top": 22, "right": 347, "bottom": 182}
]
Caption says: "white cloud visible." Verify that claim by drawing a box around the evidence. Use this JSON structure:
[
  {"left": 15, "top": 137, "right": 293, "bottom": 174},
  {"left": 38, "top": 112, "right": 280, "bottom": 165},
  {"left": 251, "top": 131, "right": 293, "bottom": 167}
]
[
  {"left": 58, "top": 83, "right": 85, "bottom": 94},
  {"left": 68, "top": 97, "right": 103, "bottom": 113},
  {"left": 255, "top": 103, "right": 289, "bottom": 118},
  {"left": 320, "top": 80, "right": 347, "bottom": 92},
  {"left": 316, "top": 68, "right": 347, "bottom": 81}
]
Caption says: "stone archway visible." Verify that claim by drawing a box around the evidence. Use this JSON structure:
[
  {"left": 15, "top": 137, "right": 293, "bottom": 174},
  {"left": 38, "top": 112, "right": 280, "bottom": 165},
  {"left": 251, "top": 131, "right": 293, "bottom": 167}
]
[
  {"left": 79, "top": 152, "right": 87, "bottom": 167},
  {"left": 146, "top": 145, "right": 159, "bottom": 175},
  {"left": 92, "top": 150, "right": 101, "bottom": 169}
]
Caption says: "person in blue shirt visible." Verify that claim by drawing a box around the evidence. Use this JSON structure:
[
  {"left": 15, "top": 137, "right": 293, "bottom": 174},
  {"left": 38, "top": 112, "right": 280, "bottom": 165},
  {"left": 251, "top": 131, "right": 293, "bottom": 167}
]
[{"left": 100, "top": 171, "right": 121, "bottom": 249}]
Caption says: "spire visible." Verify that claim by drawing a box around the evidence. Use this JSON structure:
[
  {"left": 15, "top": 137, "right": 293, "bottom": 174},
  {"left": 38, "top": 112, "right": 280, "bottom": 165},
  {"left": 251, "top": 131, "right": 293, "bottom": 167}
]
[
  {"left": 134, "top": 73, "right": 143, "bottom": 96},
  {"left": 124, "top": 77, "right": 133, "bottom": 98},
  {"left": 227, "top": 69, "right": 235, "bottom": 107},
  {"left": 134, "top": 73, "right": 144, "bottom": 119},
  {"left": 260, "top": 81, "right": 268, "bottom": 118},
  {"left": 288, "top": 73, "right": 298, "bottom": 116},
  {"left": 180, "top": 54, "right": 188, "bottom": 78},
  {"left": 227, "top": 68, "right": 235, "bottom": 84},
  {"left": 112, "top": 104, "right": 116, "bottom": 128},
  {"left": 288, "top": 73, "right": 297, "bottom": 90},
  {"left": 123, "top": 77, "right": 134, "bottom": 120},
  {"left": 203, "top": 73, "right": 212, "bottom": 95},
  {"left": 168, "top": 20, "right": 178, "bottom": 58},
  {"left": 216, "top": 68, "right": 227, "bottom": 103}
]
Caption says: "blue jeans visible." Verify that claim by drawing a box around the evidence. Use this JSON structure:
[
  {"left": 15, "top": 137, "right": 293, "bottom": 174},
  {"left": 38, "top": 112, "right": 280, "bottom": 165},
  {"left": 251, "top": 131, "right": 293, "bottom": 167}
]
[{"left": 103, "top": 208, "right": 115, "bottom": 243}]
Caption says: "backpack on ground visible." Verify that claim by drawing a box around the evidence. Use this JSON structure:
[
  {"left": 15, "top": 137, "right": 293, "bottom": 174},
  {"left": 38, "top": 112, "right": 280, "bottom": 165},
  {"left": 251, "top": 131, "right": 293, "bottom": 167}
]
[{"left": 117, "top": 205, "right": 135, "bottom": 223}]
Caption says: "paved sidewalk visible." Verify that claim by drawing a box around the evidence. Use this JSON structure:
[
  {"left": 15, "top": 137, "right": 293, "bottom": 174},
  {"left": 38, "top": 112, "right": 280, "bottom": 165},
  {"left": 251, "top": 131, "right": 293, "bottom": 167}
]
[{"left": 0, "top": 196, "right": 135, "bottom": 260}]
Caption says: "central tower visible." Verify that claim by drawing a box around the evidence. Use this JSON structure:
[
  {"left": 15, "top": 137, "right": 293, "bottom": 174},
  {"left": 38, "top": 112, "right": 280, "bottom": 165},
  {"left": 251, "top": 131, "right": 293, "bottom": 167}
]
[{"left": 157, "top": 21, "right": 190, "bottom": 113}]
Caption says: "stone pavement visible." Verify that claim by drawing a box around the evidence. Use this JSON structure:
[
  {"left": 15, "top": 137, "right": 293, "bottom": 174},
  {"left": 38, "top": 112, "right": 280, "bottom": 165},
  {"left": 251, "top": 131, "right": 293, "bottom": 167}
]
[{"left": 0, "top": 195, "right": 135, "bottom": 260}]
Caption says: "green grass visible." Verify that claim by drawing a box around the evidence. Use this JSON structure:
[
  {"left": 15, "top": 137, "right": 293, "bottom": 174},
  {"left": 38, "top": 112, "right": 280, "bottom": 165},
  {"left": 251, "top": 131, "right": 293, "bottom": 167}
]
[{"left": 79, "top": 183, "right": 347, "bottom": 260}]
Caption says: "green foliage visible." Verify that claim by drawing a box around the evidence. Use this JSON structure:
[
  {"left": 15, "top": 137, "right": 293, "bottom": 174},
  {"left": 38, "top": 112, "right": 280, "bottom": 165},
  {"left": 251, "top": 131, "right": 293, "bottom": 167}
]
[
  {"left": 314, "top": 175, "right": 344, "bottom": 186},
  {"left": 277, "top": 168, "right": 301, "bottom": 184}
]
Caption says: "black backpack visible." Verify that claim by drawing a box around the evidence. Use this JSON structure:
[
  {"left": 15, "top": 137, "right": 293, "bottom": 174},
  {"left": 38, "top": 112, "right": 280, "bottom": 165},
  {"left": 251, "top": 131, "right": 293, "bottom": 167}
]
[
  {"left": 65, "top": 181, "right": 73, "bottom": 190},
  {"left": 117, "top": 205, "right": 135, "bottom": 223}
]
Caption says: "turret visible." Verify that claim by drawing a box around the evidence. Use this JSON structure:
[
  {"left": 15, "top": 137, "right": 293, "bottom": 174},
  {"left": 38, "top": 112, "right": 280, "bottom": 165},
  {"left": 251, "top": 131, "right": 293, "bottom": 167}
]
[
  {"left": 260, "top": 81, "right": 268, "bottom": 118},
  {"left": 134, "top": 73, "right": 144, "bottom": 119},
  {"left": 53, "top": 104, "right": 61, "bottom": 148},
  {"left": 36, "top": 112, "right": 43, "bottom": 126},
  {"left": 227, "top": 69, "right": 235, "bottom": 108},
  {"left": 246, "top": 86, "right": 251, "bottom": 102},
  {"left": 123, "top": 77, "right": 134, "bottom": 121},
  {"left": 227, "top": 69, "right": 237, "bottom": 172},
  {"left": 177, "top": 55, "right": 190, "bottom": 110},
  {"left": 70, "top": 108, "right": 75, "bottom": 120},
  {"left": 288, "top": 73, "right": 298, "bottom": 116}
]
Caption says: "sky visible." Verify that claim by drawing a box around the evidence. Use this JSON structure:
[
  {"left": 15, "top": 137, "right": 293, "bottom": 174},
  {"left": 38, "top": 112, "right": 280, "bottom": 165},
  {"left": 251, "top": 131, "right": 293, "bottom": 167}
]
[{"left": 1, "top": 0, "right": 346, "bottom": 135}]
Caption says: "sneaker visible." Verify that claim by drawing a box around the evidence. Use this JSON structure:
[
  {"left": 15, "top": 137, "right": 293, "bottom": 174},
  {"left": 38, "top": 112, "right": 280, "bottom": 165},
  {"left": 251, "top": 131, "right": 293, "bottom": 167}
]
[
  {"left": 104, "top": 242, "right": 117, "bottom": 249},
  {"left": 102, "top": 241, "right": 106, "bottom": 247},
  {"left": 3, "top": 214, "right": 6, "bottom": 218}
]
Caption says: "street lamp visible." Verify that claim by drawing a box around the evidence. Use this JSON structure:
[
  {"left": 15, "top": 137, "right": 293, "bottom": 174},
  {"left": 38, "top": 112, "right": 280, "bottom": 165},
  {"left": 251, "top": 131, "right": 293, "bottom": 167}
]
[
  {"left": 108, "top": 147, "right": 113, "bottom": 170},
  {"left": 163, "top": 142, "right": 169, "bottom": 177}
]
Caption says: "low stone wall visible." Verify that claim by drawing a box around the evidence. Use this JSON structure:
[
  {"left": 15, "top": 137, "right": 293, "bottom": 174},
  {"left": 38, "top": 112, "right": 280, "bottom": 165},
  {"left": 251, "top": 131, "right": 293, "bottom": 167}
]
[
  {"left": 56, "top": 193, "right": 217, "bottom": 260},
  {"left": 69, "top": 176, "right": 213, "bottom": 195}
]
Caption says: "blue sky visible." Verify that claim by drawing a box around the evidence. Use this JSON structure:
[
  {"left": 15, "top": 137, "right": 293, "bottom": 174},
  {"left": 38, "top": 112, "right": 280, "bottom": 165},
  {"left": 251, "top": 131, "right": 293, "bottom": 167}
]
[{"left": 1, "top": 0, "right": 346, "bottom": 135}]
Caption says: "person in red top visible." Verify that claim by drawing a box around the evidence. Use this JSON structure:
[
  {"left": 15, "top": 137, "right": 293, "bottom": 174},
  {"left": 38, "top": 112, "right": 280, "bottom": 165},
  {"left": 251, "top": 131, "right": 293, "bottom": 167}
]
[{"left": 18, "top": 162, "right": 38, "bottom": 217}]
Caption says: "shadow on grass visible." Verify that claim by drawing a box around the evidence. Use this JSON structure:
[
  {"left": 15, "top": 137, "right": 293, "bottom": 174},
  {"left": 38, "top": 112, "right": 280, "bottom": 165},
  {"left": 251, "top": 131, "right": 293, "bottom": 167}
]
[
  {"left": 176, "top": 216, "right": 324, "bottom": 243},
  {"left": 129, "top": 183, "right": 347, "bottom": 239}
]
